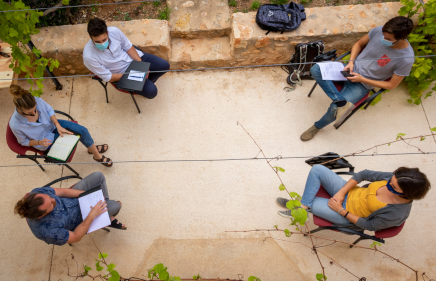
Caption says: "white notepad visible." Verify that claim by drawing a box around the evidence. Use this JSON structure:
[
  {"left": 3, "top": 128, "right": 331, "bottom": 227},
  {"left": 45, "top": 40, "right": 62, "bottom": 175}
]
[
  {"left": 127, "top": 70, "right": 145, "bottom": 82},
  {"left": 46, "top": 134, "right": 80, "bottom": 161},
  {"left": 316, "top": 62, "right": 348, "bottom": 81},
  {"left": 78, "top": 189, "right": 111, "bottom": 233}
]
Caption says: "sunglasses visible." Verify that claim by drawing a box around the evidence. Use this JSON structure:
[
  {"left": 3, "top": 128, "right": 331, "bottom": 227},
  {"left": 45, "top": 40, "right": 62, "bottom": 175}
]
[{"left": 20, "top": 108, "right": 37, "bottom": 117}]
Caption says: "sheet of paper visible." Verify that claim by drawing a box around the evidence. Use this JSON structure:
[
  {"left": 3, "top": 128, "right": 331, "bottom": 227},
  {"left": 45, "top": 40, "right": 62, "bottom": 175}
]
[
  {"left": 316, "top": 62, "right": 348, "bottom": 81},
  {"left": 53, "top": 134, "right": 80, "bottom": 146},
  {"left": 46, "top": 143, "right": 71, "bottom": 161},
  {"left": 127, "top": 70, "right": 145, "bottom": 82},
  {"left": 78, "top": 189, "right": 111, "bottom": 233}
]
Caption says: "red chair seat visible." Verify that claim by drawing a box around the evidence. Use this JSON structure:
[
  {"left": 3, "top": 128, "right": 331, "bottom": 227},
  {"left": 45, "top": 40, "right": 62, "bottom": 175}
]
[
  {"left": 332, "top": 82, "right": 370, "bottom": 108},
  {"left": 313, "top": 185, "right": 405, "bottom": 239}
]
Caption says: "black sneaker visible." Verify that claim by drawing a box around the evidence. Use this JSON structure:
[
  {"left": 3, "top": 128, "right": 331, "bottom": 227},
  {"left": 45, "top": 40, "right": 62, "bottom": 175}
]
[{"left": 276, "top": 197, "right": 289, "bottom": 209}]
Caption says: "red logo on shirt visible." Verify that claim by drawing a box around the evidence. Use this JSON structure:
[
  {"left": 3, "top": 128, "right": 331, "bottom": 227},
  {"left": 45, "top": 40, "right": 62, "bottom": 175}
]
[{"left": 377, "top": 54, "right": 391, "bottom": 67}]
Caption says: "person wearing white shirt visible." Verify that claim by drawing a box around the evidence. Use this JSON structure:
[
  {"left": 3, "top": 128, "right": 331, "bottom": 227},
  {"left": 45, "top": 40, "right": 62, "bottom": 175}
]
[{"left": 83, "top": 18, "right": 170, "bottom": 99}]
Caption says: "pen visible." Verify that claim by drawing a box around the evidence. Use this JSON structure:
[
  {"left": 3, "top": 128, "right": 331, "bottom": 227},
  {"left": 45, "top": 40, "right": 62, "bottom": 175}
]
[{"left": 130, "top": 75, "right": 144, "bottom": 78}]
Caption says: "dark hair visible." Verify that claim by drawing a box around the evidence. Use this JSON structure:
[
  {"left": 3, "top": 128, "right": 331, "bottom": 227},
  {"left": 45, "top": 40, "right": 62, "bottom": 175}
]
[
  {"left": 382, "top": 16, "right": 414, "bottom": 40},
  {"left": 394, "top": 167, "right": 431, "bottom": 200},
  {"left": 87, "top": 18, "right": 107, "bottom": 37},
  {"left": 14, "top": 194, "right": 45, "bottom": 219},
  {"left": 10, "top": 84, "right": 36, "bottom": 111}
]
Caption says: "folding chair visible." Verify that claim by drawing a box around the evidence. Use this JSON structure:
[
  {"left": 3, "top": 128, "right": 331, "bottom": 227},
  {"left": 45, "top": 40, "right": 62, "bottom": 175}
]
[
  {"left": 308, "top": 51, "right": 389, "bottom": 129},
  {"left": 6, "top": 110, "right": 81, "bottom": 178},
  {"left": 91, "top": 45, "right": 144, "bottom": 114},
  {"left": 304, "top": 153, "right": 406, "bottom": 247},
  {"left": 25, "top": 175, "right": 110, "bottom": 246}
]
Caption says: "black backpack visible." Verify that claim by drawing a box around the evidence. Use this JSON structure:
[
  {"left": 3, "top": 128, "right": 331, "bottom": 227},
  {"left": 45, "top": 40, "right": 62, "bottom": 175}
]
[
  {"left": 282, "top": 41, "right": 337, "bottom": 89},
  {"left": 255, "top": 2, "right": 306, "bottom": 35}
]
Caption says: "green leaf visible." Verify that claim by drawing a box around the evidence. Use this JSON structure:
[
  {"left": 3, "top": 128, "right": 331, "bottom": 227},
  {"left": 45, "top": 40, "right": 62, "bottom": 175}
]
[
  {"left": 84, "top": 265, "right": 92, "bottom": 271},
  {"left": 388, "top": 143, "right": 391, "bottom": 146},
  {"left": 159, "top": 270, "right": 169, "bottom": 281},
  {"left": 62, "top": 0, "right": 70, "bottom": 5},
  {"left": 316, "top": 273, "right": 327, "bottom": 280},
  {"left": 193, "top": 274, "right": 201, "bottom": 280},
  {"left": 273, "top": 166, "right": 285, "bottom": 172},
  {"left": 291, "top": 208, "right": 308, "bottom": 226},
  {"left": 370, "top": 241, "right": 382, "bottom": 248},
  {"left": 273, "top": 225, "right": 278, "bottom": 229},
  {"left": 289, "top": 192, "right": 302, "bottom": 199},
  {"left": 279, "top": 184, "right": 286, "bottom": 191},
  {"left": 108, "top": 270, "right": 120, "bottom": 281},
  {"left": 431, "top": 127, "right": 436, "bottom": 132},
  {"left": 170, "top": 277, "right": 182, "bottom": 281},
  {"left": 96, "top": 261, "right": 104, "bottom": 272},
  {"left": 248, "top": 277, "right": 262, "bottom": 281},
  {"left": 396, "top": 133, "right": 406, "bottom": 140},
  {"left": 286, "top": 199, "right": 301, "bottom": 209},
  {"left": 107, "top": 263, "right": 116, "bottom": 272},
  {"left": 9, "top": 28, "right": 18, "bottom": 37},
  {"left": 420, "top": 137, "right": 426, "bottom": 141},
  {"left": 284, "top": 229, "right": 291, "bottom": 237},
  {"left": 98, "top": 253, "right": 108, "bottom": 259}
]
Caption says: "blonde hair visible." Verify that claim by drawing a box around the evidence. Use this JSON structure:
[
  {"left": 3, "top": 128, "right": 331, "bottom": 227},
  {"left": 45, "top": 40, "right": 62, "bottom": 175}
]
[{"left": 10, "top": 84, "right": 36, "bottom": 111}]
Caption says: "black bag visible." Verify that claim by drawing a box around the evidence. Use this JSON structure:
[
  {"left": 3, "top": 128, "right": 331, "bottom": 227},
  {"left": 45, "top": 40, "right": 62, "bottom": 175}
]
[
  {"left": 282, "top": 41, "right": 337, "bottom": 89},
  {"left": 255, "top": 2, "right": 306, "bottom": 35}
]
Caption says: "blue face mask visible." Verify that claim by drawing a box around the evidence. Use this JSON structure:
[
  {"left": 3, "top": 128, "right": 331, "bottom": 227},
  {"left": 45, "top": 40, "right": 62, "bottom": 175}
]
[
  {"left": 94, "top": 39, "right": 109, "bottom": 50},
  {"left": 381, "top": 36, "right": 397, "bottom": 47},
  {"left": 386, "top": 179, "right": 404, "bottom": 196}
]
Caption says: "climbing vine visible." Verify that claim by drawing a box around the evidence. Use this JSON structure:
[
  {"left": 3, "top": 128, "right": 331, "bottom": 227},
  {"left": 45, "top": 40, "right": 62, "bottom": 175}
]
[
  {"left": 399, "top": 0, "right": 436, "bottom": 105},
  {"left": 0, "top": 0, "right": 67, "bottom": 96}
]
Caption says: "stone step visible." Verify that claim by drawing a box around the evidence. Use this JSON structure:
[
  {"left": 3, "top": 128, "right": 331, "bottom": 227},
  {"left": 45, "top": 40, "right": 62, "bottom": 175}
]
[
  {"left": 170, "top": 36, "right": 232, "bottom": 69},
  {"left": 168, "top": 0, "right": 231, "bottom": 39}
]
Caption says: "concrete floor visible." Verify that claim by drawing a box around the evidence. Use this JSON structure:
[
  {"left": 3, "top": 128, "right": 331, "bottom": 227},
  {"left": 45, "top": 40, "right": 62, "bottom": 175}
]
[{"left": 0, "top": 67, "right": 435, "bottom": 281}]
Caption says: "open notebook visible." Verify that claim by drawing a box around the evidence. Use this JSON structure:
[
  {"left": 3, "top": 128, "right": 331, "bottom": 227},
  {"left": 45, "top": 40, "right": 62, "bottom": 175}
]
[
  {"left": 78, "top": 186, "right": 111, "bottom": 233},
  {"left": 46, "top": 134, "right": 80, "bottom": 161}
]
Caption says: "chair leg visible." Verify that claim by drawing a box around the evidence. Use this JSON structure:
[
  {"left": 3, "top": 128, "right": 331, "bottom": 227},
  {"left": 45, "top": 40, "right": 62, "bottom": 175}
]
[
  {"left": 104, "top": 83, "right": 109, "bottom": 103},
  {"left": 308, "top": 82, "right": 318, "bottom": 97},
  {"left": 130, "top": 93, "right": 141, "bottom": 113},
  {"left": 64, "top": 164, "right": 82, "bottom": 179},
  {"left": 350, "top": 236, "right": 367, "bottom": 248},
  {"left": 29, "top": 156, "right": 45, "bottom": 172},
  {"left": 102, "top": 227, "right": 111, "bottom": 232}
]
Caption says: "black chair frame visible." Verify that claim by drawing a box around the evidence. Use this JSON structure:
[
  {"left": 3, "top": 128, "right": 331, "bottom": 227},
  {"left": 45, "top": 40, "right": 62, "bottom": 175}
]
[
  {"left": 44, "top": 175, "right": 111, "bottom": 246},
  {"left": 16, "top": 110, "right": 81, "bottom": 178},
  {"left": 91, "top": 45, "right": 143, "bottom": 114},
  {"left": 308, "top": 51, "right": 387, "bottom": 129}
]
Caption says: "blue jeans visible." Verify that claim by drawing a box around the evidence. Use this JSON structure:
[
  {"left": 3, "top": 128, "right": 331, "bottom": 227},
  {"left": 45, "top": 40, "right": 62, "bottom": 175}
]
[
  {"left": 53, "top": 120, "right": 94, "bottom": 148},
  {"left": 132, "top": 53, "right": 170, "bottom": 99},
  {"left": 310, "top": 64, "right": 369, "bottom": 129},
  {"left": 301, "top": 165, "right": 352, "bottom": 225}
]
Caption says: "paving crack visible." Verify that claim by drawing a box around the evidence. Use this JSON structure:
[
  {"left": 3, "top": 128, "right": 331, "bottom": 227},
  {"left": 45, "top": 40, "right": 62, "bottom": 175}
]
[
  {"left": 48, "top": 244, "right": 54, "bottom": 281},
  {"left": 420, "top": 101, "right": 436, "bottom": 145},
  {"left": 68, "top": 77, "right": 74, "bottom": 116}
]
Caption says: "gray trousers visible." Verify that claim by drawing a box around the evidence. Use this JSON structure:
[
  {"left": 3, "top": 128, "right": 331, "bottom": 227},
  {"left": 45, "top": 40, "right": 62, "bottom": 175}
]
[{"left": 73, "top": 172, "right": 121, "bottom": 217}]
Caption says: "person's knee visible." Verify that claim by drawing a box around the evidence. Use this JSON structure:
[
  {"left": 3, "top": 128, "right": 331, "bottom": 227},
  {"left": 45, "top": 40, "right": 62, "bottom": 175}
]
[
  {"left": 161, "top": 60, "right": 170, "bottom": 71},
  {"left": 147, "top": 88, "right": 158, "bottom": 99},
  {"left": 310, "top": 64, "right": 321, "bottom": 77},
  {"left": 89, "top": 171, "right": 104, "bottom": 180}
]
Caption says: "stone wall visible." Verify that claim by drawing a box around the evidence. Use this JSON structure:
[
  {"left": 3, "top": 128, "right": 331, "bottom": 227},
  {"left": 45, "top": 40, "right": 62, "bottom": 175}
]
[
  {"left": 28, "top": 2, "right": 411, "bottom": 75},
  {"left": 230, "top": 2, "right": 405, "bottom": 67},
  {"left": 31, "top": 19, "right": 170, "bottom": 76}
]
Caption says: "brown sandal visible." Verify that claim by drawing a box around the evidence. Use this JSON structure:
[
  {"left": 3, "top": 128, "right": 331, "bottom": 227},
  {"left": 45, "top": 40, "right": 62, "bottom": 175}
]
[
  {"left": 93, "top": 155, "right": 113, "bottom": 167},
  {"left": 89, "top": 144, "right": 109, "bottom": 154}
]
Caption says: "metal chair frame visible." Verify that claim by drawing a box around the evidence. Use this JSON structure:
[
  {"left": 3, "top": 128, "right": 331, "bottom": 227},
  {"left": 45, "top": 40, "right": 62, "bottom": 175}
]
[{"left": 308, "top": 51, "right": 388, "bottom": 129}]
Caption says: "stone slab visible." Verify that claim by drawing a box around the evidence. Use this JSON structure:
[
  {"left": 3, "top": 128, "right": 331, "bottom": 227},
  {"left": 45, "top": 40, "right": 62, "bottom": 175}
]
[
  {"left": 230, "top": 2, "right": 408, "bottom": 66},
  {"left": 170, "top": 36, "right": 232, "bottom": 69},
  {"left": 29, "top": 19, "right": 170, "bottom": 76},
  {"left": 168, "top": 0, "right": 231, "bottom": 39}
]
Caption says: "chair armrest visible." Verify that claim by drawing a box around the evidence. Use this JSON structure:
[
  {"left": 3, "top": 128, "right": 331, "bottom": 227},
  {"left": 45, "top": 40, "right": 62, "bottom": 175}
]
[
  {"left": 319, "top": 226, "right": 385, "bottom": 243},
  {"left": 363, "top": 88, "right": 386, "bottom": 110},
  {"left": 335, "top": 51, "right": 351, "bottom": 61},
  {"left": 92, "top": 76, "right": 103, "bottom": 82},
  {"left": 54, "top": 110, "right": 75, "bottom": 121},
  {"left": 43, "top": 175, "right": 82, "bottom": 187},
  {"left": 133, "top": 45, "right": 142, "bottom": 52}
]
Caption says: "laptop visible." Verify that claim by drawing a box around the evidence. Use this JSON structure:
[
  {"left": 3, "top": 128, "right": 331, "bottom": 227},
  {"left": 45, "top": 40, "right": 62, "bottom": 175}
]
[{"left": 116, "top": 61, "right": 150, "bottom": 92}]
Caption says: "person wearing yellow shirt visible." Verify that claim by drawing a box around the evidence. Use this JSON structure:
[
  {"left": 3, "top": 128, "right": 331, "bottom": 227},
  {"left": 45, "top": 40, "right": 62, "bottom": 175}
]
[{"left": 277, "top": 165, "right": 430, "bottom": 232}]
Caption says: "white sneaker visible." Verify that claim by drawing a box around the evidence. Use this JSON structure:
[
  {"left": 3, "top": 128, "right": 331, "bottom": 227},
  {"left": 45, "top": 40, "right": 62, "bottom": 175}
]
[{"left": 334, "top": 102, "right": 355, "bottom": 128}]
